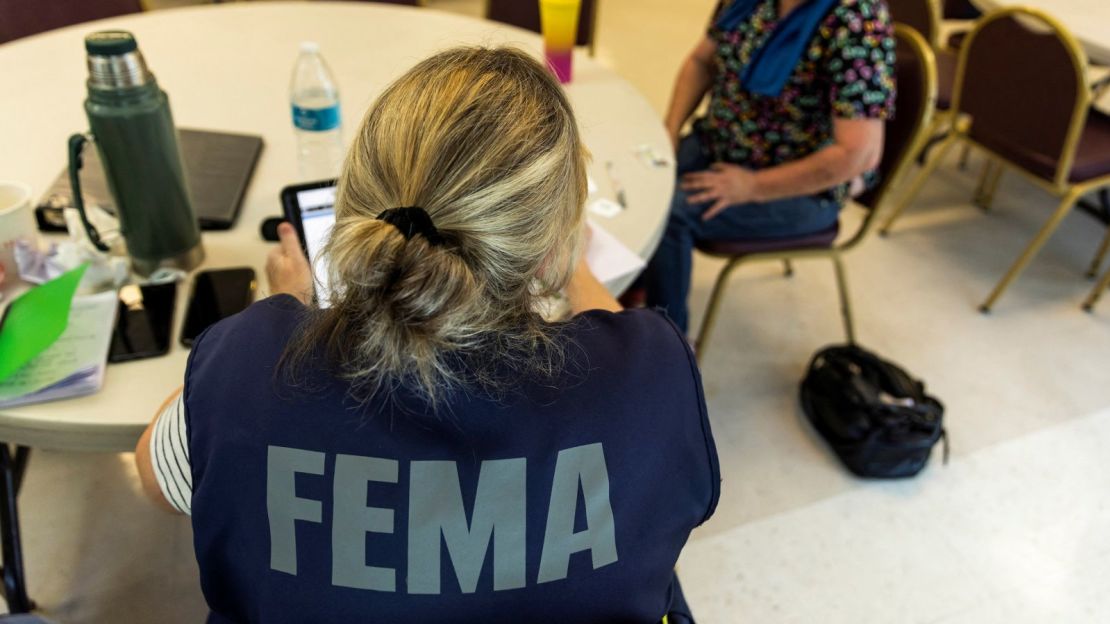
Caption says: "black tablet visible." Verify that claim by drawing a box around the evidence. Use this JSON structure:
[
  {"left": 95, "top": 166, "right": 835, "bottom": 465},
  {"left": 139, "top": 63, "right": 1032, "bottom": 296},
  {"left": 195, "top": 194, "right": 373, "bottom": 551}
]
[
  {"left": 280, "top": 180, "right": 338, "bottom": 304},
  {"left": 42, "top": 128, "right": 263, "bottom": 230}
]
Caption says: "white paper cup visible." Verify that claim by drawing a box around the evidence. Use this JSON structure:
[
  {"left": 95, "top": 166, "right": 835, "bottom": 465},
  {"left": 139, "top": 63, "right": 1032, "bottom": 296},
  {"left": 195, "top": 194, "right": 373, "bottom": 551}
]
[{"left": 0, "top": 181, "right": 38, "bottom": 286}]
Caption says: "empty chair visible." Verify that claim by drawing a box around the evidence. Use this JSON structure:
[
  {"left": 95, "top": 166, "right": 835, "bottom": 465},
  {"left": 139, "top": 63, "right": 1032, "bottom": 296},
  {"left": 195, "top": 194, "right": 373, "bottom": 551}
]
[
  {"left": 880, "top": 7, "right": 1110, "bottom": 313},
  {"left": 0, "top": 0, "right": 142, "bottom": 45},
  {"left": 887, "top": 0, "right": 964, "bottom": 172},
  {"left": 887, "top": 0, "right": 955, "bottom": 111},
  {"left": 693, "top": 24, "right": 938, "bottom": 361}
]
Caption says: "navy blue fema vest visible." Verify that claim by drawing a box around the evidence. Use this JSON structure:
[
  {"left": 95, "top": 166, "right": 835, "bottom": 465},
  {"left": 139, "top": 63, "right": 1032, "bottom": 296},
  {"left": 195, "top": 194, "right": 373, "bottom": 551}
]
[{"left": 184, "top": 295, "right": 720, "bottom": 623}]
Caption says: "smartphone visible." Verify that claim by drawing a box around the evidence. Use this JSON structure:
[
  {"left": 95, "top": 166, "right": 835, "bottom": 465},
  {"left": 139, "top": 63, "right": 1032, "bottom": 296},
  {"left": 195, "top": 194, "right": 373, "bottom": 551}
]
[
  {"left": 108, "top": 282, "right": 177, "bottom": 363},
  {"left": 180, "top": 267, "right": 257, "bottom": 347}
]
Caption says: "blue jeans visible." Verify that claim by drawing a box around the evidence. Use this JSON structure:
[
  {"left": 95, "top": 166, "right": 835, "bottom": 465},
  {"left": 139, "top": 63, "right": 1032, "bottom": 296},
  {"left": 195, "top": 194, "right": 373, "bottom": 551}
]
[{"left": 643, "top": 134, "right": 841, "bottom": 332}]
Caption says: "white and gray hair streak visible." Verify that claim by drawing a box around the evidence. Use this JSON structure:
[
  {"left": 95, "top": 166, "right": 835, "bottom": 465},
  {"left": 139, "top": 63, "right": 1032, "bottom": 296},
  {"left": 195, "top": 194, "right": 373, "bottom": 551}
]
[{"left": 282, "top": 46, "right": 589, "bottom": 407}]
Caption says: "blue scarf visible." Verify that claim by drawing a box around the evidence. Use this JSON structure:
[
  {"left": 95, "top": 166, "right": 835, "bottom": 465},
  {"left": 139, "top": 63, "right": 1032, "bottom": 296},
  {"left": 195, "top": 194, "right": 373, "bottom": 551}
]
[{"left": 717, "top": 0, "right": 841, "bottom": 97}]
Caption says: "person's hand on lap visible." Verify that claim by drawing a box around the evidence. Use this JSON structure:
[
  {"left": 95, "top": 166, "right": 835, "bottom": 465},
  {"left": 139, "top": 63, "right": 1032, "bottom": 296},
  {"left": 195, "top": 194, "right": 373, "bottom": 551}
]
[
  {"left": 681, "top": 163, "right": 761, "bottom": 221},
  {"left": 266, "top": 222, "right": 313, "bottom": 304}
]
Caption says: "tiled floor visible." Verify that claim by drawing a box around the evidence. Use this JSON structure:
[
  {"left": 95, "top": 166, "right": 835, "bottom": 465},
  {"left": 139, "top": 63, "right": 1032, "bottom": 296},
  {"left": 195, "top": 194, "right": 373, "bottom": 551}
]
[
  {"left": 13, "top": 1, "right": 1110, "bottom": 622},
  {"left": 678, "top": 406, "right": 1110, "bottom": 623}
]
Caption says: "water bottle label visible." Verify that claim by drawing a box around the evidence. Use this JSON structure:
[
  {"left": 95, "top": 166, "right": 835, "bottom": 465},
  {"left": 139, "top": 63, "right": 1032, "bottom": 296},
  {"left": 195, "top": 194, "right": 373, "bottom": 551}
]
[{"left": 292, "top": 104, "right": 341, "bottom": 131}]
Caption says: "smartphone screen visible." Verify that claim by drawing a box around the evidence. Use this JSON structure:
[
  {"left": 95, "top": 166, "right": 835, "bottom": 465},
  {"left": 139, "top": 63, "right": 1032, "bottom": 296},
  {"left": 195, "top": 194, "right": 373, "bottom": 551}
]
[
  {"left": 108, "top": 282, "right": 177, "bottom": 363},
  {"left": 180, "top": 267, "right": 257, "bottom": 347}
]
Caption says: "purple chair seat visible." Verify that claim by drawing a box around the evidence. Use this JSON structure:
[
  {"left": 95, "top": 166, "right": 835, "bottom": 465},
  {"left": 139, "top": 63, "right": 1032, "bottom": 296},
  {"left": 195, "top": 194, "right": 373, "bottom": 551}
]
[
  {"left": 695, "top": 222, "right": 840, "bottom": 257},
  {"left": 976, "top": 109, "right": 1110, "bottom": 183}
]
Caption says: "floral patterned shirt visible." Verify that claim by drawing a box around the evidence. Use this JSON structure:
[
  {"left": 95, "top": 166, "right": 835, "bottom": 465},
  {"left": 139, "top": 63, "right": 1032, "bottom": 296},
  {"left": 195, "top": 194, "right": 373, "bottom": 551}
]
[{"left": 694, "top": 0, "right": 896, "bottom": 202}]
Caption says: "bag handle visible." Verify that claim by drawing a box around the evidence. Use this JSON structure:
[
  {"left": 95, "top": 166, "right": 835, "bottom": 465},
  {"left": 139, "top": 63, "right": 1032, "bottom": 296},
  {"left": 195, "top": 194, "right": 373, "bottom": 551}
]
[{"left": 838, "top": 344, "right": 924, "bottom": 400}]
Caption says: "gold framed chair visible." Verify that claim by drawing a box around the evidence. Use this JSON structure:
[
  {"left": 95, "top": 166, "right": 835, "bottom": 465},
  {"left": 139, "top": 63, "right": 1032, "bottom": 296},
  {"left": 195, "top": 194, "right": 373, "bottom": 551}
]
[
  {"left": 878, "top": 7, "right": 1110, "bottom": 313},
  {"left": 693, "top": 24, "right": 938, "bottom": 362},
  {"left": 888, "top": 0, "right": 968, "bottom": 170}
]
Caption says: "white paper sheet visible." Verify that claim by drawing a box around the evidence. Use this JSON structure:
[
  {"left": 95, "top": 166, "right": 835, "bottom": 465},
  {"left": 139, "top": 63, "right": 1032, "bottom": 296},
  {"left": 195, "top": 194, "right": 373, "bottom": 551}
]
[
  {"left": 585, "top": 220, "right": 646, "bottom": 286},
  {"left": 588, "top": 198, "right": 623, "bottom": 219}
]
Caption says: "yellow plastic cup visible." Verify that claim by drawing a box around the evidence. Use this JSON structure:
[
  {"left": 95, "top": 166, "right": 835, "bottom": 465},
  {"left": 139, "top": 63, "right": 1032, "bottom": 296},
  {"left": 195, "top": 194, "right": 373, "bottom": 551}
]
[{"left": 539, "top": 0, "right": 581, "bottom": 84}]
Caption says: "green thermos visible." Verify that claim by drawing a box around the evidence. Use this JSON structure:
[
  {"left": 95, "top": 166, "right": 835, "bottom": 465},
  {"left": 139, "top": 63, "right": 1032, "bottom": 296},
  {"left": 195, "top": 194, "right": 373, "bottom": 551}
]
[{"left": 68, "top": 30, "right": 203, "bottom": 275}]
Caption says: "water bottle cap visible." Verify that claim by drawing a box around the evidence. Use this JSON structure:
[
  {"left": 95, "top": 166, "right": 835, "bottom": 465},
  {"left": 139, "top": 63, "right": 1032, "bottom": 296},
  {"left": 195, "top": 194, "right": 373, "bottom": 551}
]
[
  {"left": 85, "top": 31, "right": 138, "bottom": 56},
  {"left": 300, "top": 41, "right": 320, "bottom": 54}
]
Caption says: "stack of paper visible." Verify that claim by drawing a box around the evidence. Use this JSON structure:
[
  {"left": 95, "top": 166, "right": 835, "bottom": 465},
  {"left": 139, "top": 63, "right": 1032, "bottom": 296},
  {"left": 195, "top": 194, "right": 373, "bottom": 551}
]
[{"left": 0, "top": 266, "right": 117, "bottom": 409}]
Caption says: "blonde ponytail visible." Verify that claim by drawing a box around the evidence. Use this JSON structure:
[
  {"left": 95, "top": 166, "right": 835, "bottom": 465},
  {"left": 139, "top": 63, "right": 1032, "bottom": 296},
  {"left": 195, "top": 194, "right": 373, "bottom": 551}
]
[{"left": 282, "top": 46, "right": 588, "bottom": 406}]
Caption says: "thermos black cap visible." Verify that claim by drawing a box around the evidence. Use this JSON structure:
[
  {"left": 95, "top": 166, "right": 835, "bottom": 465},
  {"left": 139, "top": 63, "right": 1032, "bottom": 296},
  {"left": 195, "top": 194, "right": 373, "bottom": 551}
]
[{"left": 85, "top": 31, "right": 138, "bottom": 56}]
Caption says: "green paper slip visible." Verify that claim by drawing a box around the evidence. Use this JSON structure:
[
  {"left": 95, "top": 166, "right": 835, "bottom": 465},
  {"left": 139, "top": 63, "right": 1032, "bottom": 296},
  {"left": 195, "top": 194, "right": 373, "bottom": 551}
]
[{"left": 0, "top": 264, "right": 89, "bottom": 382}]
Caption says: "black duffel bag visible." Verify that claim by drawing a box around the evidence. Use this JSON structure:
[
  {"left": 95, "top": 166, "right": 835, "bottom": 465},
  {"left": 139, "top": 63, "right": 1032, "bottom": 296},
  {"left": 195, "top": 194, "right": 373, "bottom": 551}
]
[{"left": 800, "top": 344, "right": 947, "bottom": 478}]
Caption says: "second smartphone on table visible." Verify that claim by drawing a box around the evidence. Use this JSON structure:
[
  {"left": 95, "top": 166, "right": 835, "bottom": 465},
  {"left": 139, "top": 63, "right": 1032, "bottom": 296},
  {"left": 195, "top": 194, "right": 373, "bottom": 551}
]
[{"left": 180, "top": 267, "right": 257, "bottom": 347}]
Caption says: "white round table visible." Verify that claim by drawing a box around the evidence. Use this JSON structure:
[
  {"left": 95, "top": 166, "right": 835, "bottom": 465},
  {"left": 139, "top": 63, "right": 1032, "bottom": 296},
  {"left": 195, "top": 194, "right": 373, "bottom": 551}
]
[
  {"left": 971, "top": 0, "right": 1110, "bottom": 65},
  {"left": 0, "top": 2, "right": 674, "bottom": 453}
]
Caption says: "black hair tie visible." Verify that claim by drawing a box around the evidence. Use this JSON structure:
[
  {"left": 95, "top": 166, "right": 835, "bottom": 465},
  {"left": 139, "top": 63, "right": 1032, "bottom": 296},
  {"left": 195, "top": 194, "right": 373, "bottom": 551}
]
[{"left": 376, "top": 206, "right": 444, "bottom": 246}]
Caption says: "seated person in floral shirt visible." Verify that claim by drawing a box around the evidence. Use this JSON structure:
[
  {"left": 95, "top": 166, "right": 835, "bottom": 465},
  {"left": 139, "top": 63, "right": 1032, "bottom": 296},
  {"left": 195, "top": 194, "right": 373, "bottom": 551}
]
[{"left": 643, "top": 0, "right": 896, "bottom": 332}]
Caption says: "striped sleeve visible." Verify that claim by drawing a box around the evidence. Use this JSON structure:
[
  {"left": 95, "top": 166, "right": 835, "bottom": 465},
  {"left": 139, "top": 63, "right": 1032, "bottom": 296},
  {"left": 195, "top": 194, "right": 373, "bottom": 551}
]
[{"left": 150, "top": 392, "right": 193, "bottom": 515}]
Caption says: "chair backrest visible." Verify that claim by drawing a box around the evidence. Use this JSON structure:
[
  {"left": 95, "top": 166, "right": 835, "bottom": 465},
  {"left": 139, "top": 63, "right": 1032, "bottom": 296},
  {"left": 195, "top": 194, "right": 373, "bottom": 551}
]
[
  {"left": 852, "top": 24, "right": 938, "bottom": 228},
  {"left": 887, "top": 0, "right": 941, "bottom": 47},
  {"left": 953, "top": 7, "right": 1090, "bottom": 187},
  {"left": 942, "top": 0, "right": 980, "bottom": 20},
  {"left": 485, "top": 0, "right": 598, "bottom": 50},
  {"left": 0, "top": 0, "right": 143, "bottom": 44}
]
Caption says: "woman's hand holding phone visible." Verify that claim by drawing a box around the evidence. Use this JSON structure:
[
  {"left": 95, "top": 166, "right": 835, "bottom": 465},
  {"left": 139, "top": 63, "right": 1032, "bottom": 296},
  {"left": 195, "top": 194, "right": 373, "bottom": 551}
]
[{"left": 267, "top": 222, "right": 313, "bottom": 304}]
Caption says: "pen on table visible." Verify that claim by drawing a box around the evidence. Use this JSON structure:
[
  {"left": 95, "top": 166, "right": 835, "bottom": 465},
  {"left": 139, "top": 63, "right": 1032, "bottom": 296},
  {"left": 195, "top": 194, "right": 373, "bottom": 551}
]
[{"left": 605, "top": 161, "right": 627, "bottom": 209}]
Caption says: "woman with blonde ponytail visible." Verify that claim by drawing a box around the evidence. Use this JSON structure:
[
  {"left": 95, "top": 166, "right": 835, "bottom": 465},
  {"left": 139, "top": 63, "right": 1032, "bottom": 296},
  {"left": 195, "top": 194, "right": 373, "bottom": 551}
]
[{"left": 137, "top": 47, "right": 719, "bottom": 624}]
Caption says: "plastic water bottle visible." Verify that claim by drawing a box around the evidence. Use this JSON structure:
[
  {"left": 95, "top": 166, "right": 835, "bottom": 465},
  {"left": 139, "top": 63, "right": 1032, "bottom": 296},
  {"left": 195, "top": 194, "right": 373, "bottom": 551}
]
[{"left": 291, "top": 41, "right": 344, "bottom": 181}]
